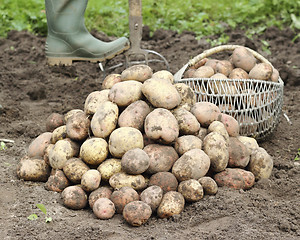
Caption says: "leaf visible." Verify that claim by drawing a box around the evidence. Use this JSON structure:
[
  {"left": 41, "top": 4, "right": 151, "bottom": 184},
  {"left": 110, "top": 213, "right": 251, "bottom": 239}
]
[
  {"left": 36, "top": 203, "right": 47, "bottom": 215},
  {"left": 45, "top": 217, "right": 52, "bottom": 223},
  {"left": 291, "top": 14, "right": 300, "bottom": 29},
  {"left": 28, "top": 214, "right": 38, "bottom": 220}
]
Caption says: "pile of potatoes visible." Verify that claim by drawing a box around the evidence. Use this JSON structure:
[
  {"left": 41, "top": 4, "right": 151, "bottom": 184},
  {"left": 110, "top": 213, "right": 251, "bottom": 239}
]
[{"left": 17, "top": 64, "right": 273, "bottom": 227}]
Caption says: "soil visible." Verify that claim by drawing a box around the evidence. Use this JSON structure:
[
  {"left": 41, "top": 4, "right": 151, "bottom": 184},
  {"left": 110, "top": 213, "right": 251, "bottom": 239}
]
[{"left": 0, "top": 26, "right": 300, "bottom": 240}]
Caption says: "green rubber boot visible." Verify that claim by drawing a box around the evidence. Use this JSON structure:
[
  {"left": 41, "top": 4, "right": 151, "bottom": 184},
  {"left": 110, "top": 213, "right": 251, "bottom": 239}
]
[{"left": 45, "top": 0, "right": 130, "bottom": 65}]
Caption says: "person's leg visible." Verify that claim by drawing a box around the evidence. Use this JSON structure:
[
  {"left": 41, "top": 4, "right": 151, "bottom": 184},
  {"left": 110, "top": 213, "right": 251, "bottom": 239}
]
[{"left": 45, "top": 0, "right": 130, "bottom": 65}]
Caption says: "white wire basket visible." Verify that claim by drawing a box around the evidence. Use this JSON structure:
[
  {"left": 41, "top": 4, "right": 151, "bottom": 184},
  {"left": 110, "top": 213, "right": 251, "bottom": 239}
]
[{"left": 174, "top": 45, "right": 284, "bottom": 141}]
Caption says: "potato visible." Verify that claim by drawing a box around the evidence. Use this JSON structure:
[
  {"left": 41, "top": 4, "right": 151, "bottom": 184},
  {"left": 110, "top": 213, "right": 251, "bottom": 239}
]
[
  {"left": 143, "top": 144, "right": 179, "bottom": 174},
  {"left": 173, "top": 108, "right": 200, "bottom": 136},
  {"left": 228, "top": 137, "right": 250, "bottom": 168},
  {"left": 93, "top": 198, "right": 115, "bottom": 220},
  {"left": 49, "top": 138, "right": 79, "bottom": 169},
  {"left": 184, "top": 68, "right": 196, "bottom": 78},
  {"left": 140, "top": 186, "right": 163, "bottom": 211},
  {"left": 121, "top": 64, "right": 153, "bottom": 82},
  {"left": 51, "top": 125, "right": 67, "bottom": 144},
  {"left": 192, "top": 66, "right": 215, "bottom": 78},
  {"left": 197, "top": 127, "right": 208, "bottom": 141},
  {"left": 237, "top": 136, "right": 259, "bottom": 155},
  {"left": 81, "top": 169, "right": 101, "bottom": 192},
  {"left": 110, "top": 186, "right": 139, "bottom": 213},
  {"left": 208, "top": 121, "right": 229, "bottom": 142},
  {"left": 191, "top": 57, "right": 208, "bottom": 69},
  {"left": 17, "top": 158, "right": 51, "bottom": 182},
  {"left": 101, "top": 73, "right": 122, "bottom": 90},
  {"left": 149, "top": 172, "right": 178, "bottom": 193},
  {"left": 45, "top": 113, "right": 65, "bottom": 132},
  {"left": 61, "top": 186, "right": 87, "bottom": 210},
  {"left": 204, "top": 59, "right": 219, "bottom": 72},
  {"left": 109, "top": 127, "right": 144, "bottom": 158},
  {"left": 142, "top": 78, "right": 181, "bottom": 109},
  {"left": 84, "top": 90, "right": 110, "bottom": 115},
  {"left": 172, "top": 148, "right": 210, "bottom": 181},
  {"left": 123, "top": 201, "right": 152, "bottom": 226},
  {"left": 270, "top": 68, "right": 279, "bottom": 82},
  {"left": 219, "top": 113, "right": 240, "bottom": 137},
  {"left": 118, "top": 100, "right": 151, "bottom": 131},
  {"left": 157, "top": 191, "right": 185, "bottom": 218},
  {"left": 79, "top": 137, "right": 108, "bottom": 166},
  {"left": 108, "top": 80, "right": 143, "bottom": 107},
  {"left": 90, "top": 101, "right": 119, "bottom": 138},
  {"left": 152, "top": 70, "right": 174, "bottom": 83},
  {"left": 66, "top": 111, "right": 90, "bottom": 141},
  {"left": 248, "top": 147, "right": 273, "bottom": 180},
  {"left": 249, "top": 63, "right": 273, "bottom": 81},
  {"left": 173, "top": 83, "right": 197, "bottom": 109},
  {"left": 144, "top": 108, "right": 179, "bottom": 144},
  {"left": 203, "top": 132, "right": 229, "bottom": 172},
  {"left": 63, "top": 157, "right": 90, "bottom": 184},
  {"left": 43, "top": 143, "right": 54, "bottom": 165},
  {"left": 191, "top": 102, "right": 221, "bottom": 127},
  {"left": 109, "top": 172, "right": 147, "bottom": 191},
  {"left": 198, "top": 176, "right": 218, "bottom": 195},
  {"left": 64, "top": 109, "right": 84, "bottom": 123},
  {"left": 27, "top": 132, "right": 52, "bottom": 159},
  {"left": 214, "top": 168, "right": 255, "bottom": 190},
  {"left": 229, "top": 68, "right": 249, "bottom": 79},
  {"left": 231, "top": 46, "right": 256, "bottom": 72},
  {"left": 45, "top": 169, "right": 69, "bottom": 192},
  {"left": 174, "top": 135, "right": 202, "bottom": 156},
  {"left": 97, "top": 158, "right": 122, "bottom": 182},
  {"left": 210, "top": 73, "right": 228, "bottom": 79},
  {"left": 178, "top": 179, "right": 204, "bottom": 202},
  {"left": 215, "top": 60, "right": 234, "bottom": 77},
  {"left": 239, "top": 115, "right": 258, "bottom": 135},
  {"left": 121, "top": 148, "right": 150, "bottom": 175},
  {"left": 89, "top": 186, "right": 113, "bottom": 209}
]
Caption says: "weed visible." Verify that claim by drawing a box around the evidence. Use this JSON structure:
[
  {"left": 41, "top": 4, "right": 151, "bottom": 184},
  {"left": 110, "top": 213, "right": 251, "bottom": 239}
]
[
  {"left": 0, "top": 141, "right": 7, "bottom": 151},
  {"left": 28, "top": 203, "right": 52, "bottom": 223},
  {"left": 295, "top": 148, "right": 300, "bottom": 161}
]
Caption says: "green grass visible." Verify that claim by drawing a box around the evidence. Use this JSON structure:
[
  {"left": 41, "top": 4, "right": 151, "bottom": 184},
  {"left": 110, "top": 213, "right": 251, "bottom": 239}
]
[{"left": 0, "top": 0, "right": 299, "bottom": 43}]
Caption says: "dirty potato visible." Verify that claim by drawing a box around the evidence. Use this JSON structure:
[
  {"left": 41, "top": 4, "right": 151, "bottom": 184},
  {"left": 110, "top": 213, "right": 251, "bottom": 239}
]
[
  {"left": 97, "top": 158, "right": 122, "bottom": 182},
  {"left": 89, "top": 186, "right": 113, "bottom": 209},
  {"left": 173, "top": 108, "right": 200, "bottom": 135},
  {"left": 101, "top": 73, "right": 122, "bottom": 90},
  {"left": 177, "top": 179, "right": 204, "bottom": 202},
  {"left": 121, "top": 148, "right": 150, "bottom": 175},
  {"left": 45, "top": 169, "right": 69, "bottom": 192},
  {"left": 81, "top": 169, "right": 101, "bottom": 192},
  {"left": 157, "top": 191, "right": 185, "bottom": 218},
  {"left": 191, "top": 102, "right": 221, "bottom": 127},
  {"left": 152, "top": 70, "right": 174, "bottom": 83},
  {"left": 248, "top": 147, "right": 273, "bottom": 180},
  {"left": 27, "top": 132, "right": 52, "bottom": 159},
  {"left": 93, "top": 198, "right": 116, "bottom": 220},
  {"left": 140, "top": 186, "right": 164, "bottom": 211},
  {"left": 123, "top": 201, "right": 152, "bottom": 226},
  {"left": 149, "top": 172, "right": 179, "bottom": 193},
  {"left": 198, "top": 176, "right": 218, "bottom": 195},
  {"left": 228, "top": 137, "right": 250, "bottom": 168},
  {"left": 109, "top": 172, "right": 147, "bottom": 191},
  {"left": 121, "top": 64, "right": 153, "bottom": 82},
  {"left": 66, "top": 111, "right": 90, "bottom": 141},
  {"left": 61, "top": 185, "right": 87, "bottom": 210},
  {"left": 231, "top": 46, "right": 256, "bottom": 72},
  {"left": 45, "top": 113, "right": 65, "bottom": 132},
  {"left": 84, "top": 90, "right": 110, "bottom": 115},
  {"left": 174, "top": 135, "right": 203, "bottom": 156},
  {"left": 63, "top": 157, "right": 90, "bottom": 184},
  {"left": 17, "top": 158, "right": 51, "bottom": 182}
]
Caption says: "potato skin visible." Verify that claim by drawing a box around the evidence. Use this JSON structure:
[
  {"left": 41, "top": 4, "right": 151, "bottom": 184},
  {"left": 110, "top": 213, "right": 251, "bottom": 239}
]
[
  {"left": 101, "top": 73, "right": 122, "bottom": 90},
  {"left": 157, "top": 191, "right": 185, "bottom": 218},
  {"left": 45, "top": 169, "right": 69, "bottom": 192},
  {"left": 51, "top": 125, "right": 67, "bottom": 144},
  {"left": 248, "top": 147, "right": 273, "bottom": 180},
  {"left": 66, "top": 111, "right": 90, "bottom": 141},
  {"left": 97, "top": 158, "right": 122, "bottom": 182},
  {"left": 149, "top": 172, "right": 178, "bottom": 193},
  {"left": 28, "top": 132, "right": 52, "bottom": 159},
  {"left": 228, "top": 137, "right": 250, "bottom": 168},
  {"left": 219, "top": 113, "right": 240, "bottom": 137},
  {"left": 178, "top": 179, "right": 204, "bottom": 202},
  {"left": 140, "top": 186, "right": 163, "bottom": 211},
  {"left": 46, "top": 113, "right": 65, "bottom": 132},
  {"left": 237, "top": 136, "right": 259, "bottom": 155},
  {"left": 192, "top": 66, "right": 215, "bottom": 78},
  {"left": 123, "top": 201, "right": 152, "bottom": 226},
  {"left": 121, "top": 148, "right": 150, "bottom": 175},
  {"left": 249, "top": 63, "right": 273, "bottom": 81},
  {"left": 89, "top": 186, "right": 113, "bottom": 209},
  {"left": 215, "top": 60, "right": 234, "bottom": 77},
  {"left": 173, "top": 83, "right": 197, "bottom": 110},
  {"left": 174, "top": 135, "right": 202, "bottom": 156},
  {"left": 229, "top": 68, "right": 249, "bottom": 79},
  {"left": 93, "top": 198, "right": 115, "bottom": 220},
  {"left": 121, "top": 64, "right": 153, "bottom": 82},
  {"left": 17, "top": 158, "right": 51, "bottom": 182},
  {"left": 61, "top": 186, "right": 87, "bottom": 210},
  {"left": 81, "top": 169, "right": 101, "bottom": 192},
  {"left": 63, "top": 157, "right": 90, "bottom": 184},
  {"left": 191, "top": 102, "right": 221, "bottom": 127},
  {"left": 109, "top": 172, "right": 147, "bottom": 191},
  {"left": 173, "top": 108, "right": 200, "bottom": 136},
  {"left": 208, "top": 121, "right": 229, "bottom": 142},
  {"left": 84, "top": 90, "right": 110, "bottom": 115},
  {"left": 231, "top": 46, "right": 256, "bottom": 72},
  {"left": 198, "top": 176, "right": 218, "bottom": 195},
  {"left": 152, "top": 70, "right": 174, "bottom": 83}
]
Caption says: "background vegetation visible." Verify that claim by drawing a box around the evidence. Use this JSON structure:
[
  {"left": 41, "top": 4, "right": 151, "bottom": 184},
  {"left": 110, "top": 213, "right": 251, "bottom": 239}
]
[{"left": 0, "top": 0, "right": 299, "bottom": 43}]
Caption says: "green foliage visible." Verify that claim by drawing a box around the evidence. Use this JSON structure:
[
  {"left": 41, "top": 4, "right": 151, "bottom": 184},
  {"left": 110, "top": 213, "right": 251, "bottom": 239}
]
[
  {"left": 0, "top": 141, "right": 7, "bottom": 150},
  {"left": 28, "top": 203, "right": 52, "bottom": 223},
  {"left": 295, "top": 148, "right": 300, "bottom": 161}
]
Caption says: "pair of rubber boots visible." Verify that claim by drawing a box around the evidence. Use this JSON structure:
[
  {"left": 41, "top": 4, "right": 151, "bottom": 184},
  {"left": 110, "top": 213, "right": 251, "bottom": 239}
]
[{"left": 45, "top": 0, "right": 130, "bottom": 66}]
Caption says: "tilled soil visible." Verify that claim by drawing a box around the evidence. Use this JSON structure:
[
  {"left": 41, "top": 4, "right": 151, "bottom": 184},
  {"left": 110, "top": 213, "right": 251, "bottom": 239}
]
[{"left": 0, "top": 26, "right": 299, "bottom": 240}]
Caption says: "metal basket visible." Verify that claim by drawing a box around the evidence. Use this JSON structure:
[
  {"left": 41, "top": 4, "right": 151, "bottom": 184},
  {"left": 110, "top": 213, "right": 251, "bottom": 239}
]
[{"left": 174, "top": 45, "right": 284, "bottom": 141}]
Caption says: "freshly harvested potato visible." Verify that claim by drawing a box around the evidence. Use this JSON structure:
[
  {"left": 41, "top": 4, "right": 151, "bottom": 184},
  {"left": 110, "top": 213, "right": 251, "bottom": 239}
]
[
  {"left": 184, "top": 68, "right": 196, "bottom": 78},
  {"left": 121, "top": 64, "right": 153, "bottom": 82},
  {"left": 203, "top": 132, "right": 229, "bottom": 172},
  {"left": 66, "top": 111, "right": 90, "bottom": 141},
  {"left": 84, "top": 90, "right": 110, "bottom": 115},
  {"left": 197, "top": 127, "right": 208, "bottom": 141},
  {"left": 231, "top": 46, "right": 256, "bottom": 72},
  {"left": 63, "top": 157, "right": 90, "bottom": 184},
  {"left": 149, "top": 172, "right": 178, "bottom": 193},
  {"left": 191, "top": 57, "right": 208, "bottom": 69},
  {"left": 27, "top": 132, "right": 52, "bottom": 159},
  {"left": 210, "top": 73, "right": 228, "bottom": 79},
  {"left": 249, "top": 63, "right": 273, "bottom": 81},
  {"left": 81, "top": 169, "right": 101, "bottom": 192},
  {"left": 45, "top": 113, "right": 65, "bottom": 132},
  {"left": 216, "top": 60, "right": 234, "bottom": 77},
  {"left": 173, "top": 108, "right": 200, "bottom": 136},
  {"left": 198, "top": 176, "right": 218, "bottom": 195},
  {"left": 121, "top": 148, "right": 150, "bottom": 175},
  {"left": 90, "top": 101, "right": 119, "bottom": 138},
  {"left": 43, "top": 143, "right": 54, "bottom": 165},
  {"left": 208, "top": 121, "right": 229, "bottom": 142},
  {"left": 93, "top": 198, "right": 115, "bottom": 220},
  {"left": 219, "top": 113, "right": 240, "bottom": 137},
  {"left": 143, "top": 144, "right": 179, "bottom": 174},
  {"left": 123, "top": 201, "right": 152, "bottom": 226},
  {"left": 49, "top": 138, "right": 80, "bottom": 169},
  {"left": 237, "top": 136, "right": 259, "bottom": 155},
  {"left": 110, "top": 186, "right": 139, "bottom": 213},
  {"left": 144, "top": 108, "right": 179, "bottom": 144},
  {"left": 157, "top": 191, "right": 185, "bottom": 218},
  {"left": 97, "top": 158, "right": 122, "bottom": 182},
  {"left": 178, "top": 179, "right": 204, "bottom": 202},
  {"left": 64, "top": 109, "right": 84, "bottom": 123},
  {"left": 108, "top": 127, "right": 144, "bottom": 158},
  {"left": 229, "top": 68, "right": 249, "bottom": 79},
  {"left": 228, "top": 137, "right": 250, "bottom": 168},
  {"left": 192, "top": 66, "right": 215, "bottom": 78},
  {"left": 88, "top": 186, "right": 113, "bottom": 209},
  {"left": 101, "top": 73, "right": 122, "bottom": 90},
  {"left": 214, "top": 168, "right": 255, "bottom": 190},
  {"left": 152, "top": 70, "right": 174, "bottom": 83},
  {"left": 109, "top": 172, "right": 147, "bottom": 191},
  {"left": 118, "top": 100, "right": 151, "bottom": 131},
  {"left": 17, "top": 158, "right": 51, "bottom": 182},
  {"left": 140, "top": 186, "right": 163, "bottom": 211},
  {"left": 51, "top": 125, "right": 67, "bottom": 144},
  {"left": 108, "top": 80, "right": 143, "bottom": 107},
  {"left": 204, "top": 59, "right": 219, "bottom": 72},
  {"left": 270, "top": 68, "right": 279, "bottom": 82},
  {"left": 174, "top": 135, "right": 202, "bottom": 156},
  {"left": 248, "top": 147, "right": 273, "bottom": 180},
  {"left": 45, "top": 169, "right": 69, "bottom": 192},
  {"left": 79, "top": 137, "right": 108, "bottom": 166},
  {"left": 172, "top": 148, "right": 210, "bottom": 181},
  {"left": 191, "top": 102, "right": 221, "bottom": 127},
  {"left": 173, "top": 83, "right": 196, "bottom": 109},
  {"left": 239, "top": 115, "right": 258, "bottom": 135},
  {"left": 61, "top": 185, "right": 87, "bottom": 210}
]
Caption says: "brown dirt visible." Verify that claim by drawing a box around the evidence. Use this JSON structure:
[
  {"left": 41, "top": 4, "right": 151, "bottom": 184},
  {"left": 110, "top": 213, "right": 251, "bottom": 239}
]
[{"left": 0, "top": 26, "right": 300, "bottom": 240}]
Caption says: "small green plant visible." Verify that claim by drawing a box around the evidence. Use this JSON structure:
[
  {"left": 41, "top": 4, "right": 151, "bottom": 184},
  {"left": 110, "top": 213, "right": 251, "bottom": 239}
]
[
  {"left": 28, "top": 203, "right": 52, "bottom": 223},
  {"left": 0, "top": 141, "right": 7, "bottom": 150},
  {"left": 295, "top": 148, "right": 300, "bottom": 161}
]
